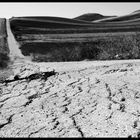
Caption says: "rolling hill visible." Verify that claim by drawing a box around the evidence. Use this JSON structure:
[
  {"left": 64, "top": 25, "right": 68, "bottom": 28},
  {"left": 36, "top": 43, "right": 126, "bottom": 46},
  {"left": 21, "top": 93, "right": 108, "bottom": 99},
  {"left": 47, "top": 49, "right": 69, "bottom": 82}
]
[
  {"left": 73, "top": 13, "right": 117, "bottom": 22},
  {"left": 9, "top": 10, "right": 140, "bottom": 33},
  {"left": 95, "top": 10, "right": 140, "bottom": 22},
  {"left": 9, "top": 10, "right": 140, "bottom": 62}
]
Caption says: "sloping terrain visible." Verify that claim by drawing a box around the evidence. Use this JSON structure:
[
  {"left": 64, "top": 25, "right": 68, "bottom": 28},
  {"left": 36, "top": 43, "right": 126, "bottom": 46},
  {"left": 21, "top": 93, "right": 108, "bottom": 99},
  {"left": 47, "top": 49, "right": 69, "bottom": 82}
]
[
  {"left": 9, "top": 10, "right": 140, "bottom": 62},
  {"left": 9, "top": 16, "right": 140, "bottom": 33},
  {"left": 10, "top": 11, "right": 140, "bottom": 32},
  {"left": 95, "top": 11, "right": 140, "bottom": 22}
]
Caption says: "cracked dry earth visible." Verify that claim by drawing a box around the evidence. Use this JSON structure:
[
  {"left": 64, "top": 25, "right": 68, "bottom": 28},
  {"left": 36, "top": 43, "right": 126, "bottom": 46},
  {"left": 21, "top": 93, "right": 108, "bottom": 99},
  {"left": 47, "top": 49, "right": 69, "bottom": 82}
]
[{"left": 1, "top": 60, "right": 140, "bottom": 137}]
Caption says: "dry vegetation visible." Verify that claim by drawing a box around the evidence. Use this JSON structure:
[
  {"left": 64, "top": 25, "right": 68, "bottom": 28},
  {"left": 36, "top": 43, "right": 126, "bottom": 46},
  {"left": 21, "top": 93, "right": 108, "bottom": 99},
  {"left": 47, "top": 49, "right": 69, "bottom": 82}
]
[
  {"left": 0, "top": 18, "right": 10, "bottom": 69},
  {"left": 17, "top": 31, "right": 140, "bottom": 62}
]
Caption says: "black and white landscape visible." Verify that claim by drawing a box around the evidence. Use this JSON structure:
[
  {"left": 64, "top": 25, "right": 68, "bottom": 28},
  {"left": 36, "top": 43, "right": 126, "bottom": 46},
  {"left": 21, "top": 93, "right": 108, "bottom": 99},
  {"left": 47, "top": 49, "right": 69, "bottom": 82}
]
[{"left": 1, "top": 3, "right": 140, "bottom": 138}]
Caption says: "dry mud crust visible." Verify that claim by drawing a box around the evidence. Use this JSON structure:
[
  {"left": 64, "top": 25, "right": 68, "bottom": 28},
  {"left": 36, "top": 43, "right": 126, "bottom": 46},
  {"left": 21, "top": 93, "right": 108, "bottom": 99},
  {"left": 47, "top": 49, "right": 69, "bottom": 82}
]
[{"left": 1, "top": 60, "right": 140, "bottom": 137}]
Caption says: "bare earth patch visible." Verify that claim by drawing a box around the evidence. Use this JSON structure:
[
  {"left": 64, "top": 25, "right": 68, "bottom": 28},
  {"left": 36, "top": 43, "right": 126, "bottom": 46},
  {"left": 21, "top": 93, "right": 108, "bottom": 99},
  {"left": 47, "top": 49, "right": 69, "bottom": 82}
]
[{"left": 1, "top": 60, "right": 140, "bottom": 137}]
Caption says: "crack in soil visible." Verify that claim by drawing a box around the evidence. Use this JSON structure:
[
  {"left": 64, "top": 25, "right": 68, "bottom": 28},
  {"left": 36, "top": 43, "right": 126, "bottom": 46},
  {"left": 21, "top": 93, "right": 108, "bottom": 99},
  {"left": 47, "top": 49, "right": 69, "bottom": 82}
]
[
  {"left": 71, "top": 116, "right": 84, "bottom": 137},
  {"left": 0, "top": 114, "right": 14, "bottom": 129},
  {"left": 28, "top": 126, "right": 46, "bottom": 137},
  {"left": 0, "top": 70, "right": 58, "bottom": 85}
]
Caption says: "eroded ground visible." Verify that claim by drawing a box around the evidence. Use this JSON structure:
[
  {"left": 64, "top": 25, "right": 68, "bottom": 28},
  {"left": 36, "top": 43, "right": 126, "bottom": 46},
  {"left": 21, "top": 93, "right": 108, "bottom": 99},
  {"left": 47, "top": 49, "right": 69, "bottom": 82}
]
[{"left": 1, "top": 60, "right": 140, "bottom": 137}]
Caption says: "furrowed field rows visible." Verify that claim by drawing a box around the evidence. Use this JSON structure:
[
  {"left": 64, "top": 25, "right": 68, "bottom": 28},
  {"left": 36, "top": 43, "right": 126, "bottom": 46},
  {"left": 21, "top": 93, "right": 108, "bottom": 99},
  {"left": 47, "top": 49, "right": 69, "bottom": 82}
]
[
  {"left": 16, "top": 32, "right": 140, "bottom": 42},
  {"left": 9, "top": 12, "right": 140, "bottom": 62}
]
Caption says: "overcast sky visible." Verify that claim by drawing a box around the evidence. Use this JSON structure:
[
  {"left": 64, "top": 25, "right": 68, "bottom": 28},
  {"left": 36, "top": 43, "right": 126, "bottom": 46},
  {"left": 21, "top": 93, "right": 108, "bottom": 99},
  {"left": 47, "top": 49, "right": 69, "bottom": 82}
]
[{"left": 0, "top": 3, "right": 140, "bottom": 18}]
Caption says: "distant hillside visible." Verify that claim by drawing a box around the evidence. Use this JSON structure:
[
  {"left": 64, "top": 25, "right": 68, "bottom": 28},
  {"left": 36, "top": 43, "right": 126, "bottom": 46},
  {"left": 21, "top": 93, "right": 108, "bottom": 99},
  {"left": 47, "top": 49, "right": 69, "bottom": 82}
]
[
  {"left": 73, "top": 13, "right": 117, "bottom": 22},
  {"left": 9, "top": 10, "right": 140, "bottom": 62},
  {"left": 97, "top": 10, "right": 140, "bottom": 22},
  {"left": 132, "top": 10, "right": 140, "bottom": 14},
  {"left": 9, "top": 16, "right": 140, "bottom": 34},
  {"left": 12, "top": 16, "right": 93, "bottom": 25},
  {"left": 9, "top": 10, "right": 140, "bottom": 36}
]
